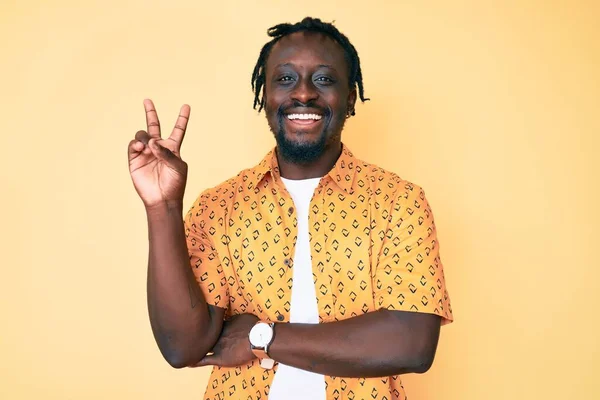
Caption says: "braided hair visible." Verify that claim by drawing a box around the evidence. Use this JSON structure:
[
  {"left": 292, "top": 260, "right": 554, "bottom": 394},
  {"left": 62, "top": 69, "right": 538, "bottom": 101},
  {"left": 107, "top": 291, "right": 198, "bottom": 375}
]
[{"left": 251, "top": 17, "right": 369, "bottom": 115}]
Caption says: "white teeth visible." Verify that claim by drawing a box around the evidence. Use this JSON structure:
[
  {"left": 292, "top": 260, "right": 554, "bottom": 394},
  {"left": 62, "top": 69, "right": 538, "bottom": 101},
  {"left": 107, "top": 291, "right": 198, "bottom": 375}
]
[{"left": 286, "top": 113, "right": 322, "bottom": 121}]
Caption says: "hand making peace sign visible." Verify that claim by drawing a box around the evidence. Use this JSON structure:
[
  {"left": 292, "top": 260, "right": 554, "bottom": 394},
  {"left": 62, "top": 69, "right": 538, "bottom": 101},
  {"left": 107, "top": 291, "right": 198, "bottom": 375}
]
[{"left": 128, "top": 99, "right": 191, "bottom": 209}]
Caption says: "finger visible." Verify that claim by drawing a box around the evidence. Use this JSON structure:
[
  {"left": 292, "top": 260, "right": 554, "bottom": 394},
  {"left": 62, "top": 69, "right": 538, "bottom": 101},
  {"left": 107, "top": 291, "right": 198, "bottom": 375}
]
[
  {"left": 168, "top": 104, "right": 190, "bottom": 149},
  {"left": 148, "top": 138, "right": 183, "bottom": 166},
  {"left": 135, "top": 130, "right": 151, "bottom": 145},
  {"left": 143, "top": 99, "right": 161, "bottom": 139},
  {"left": 190, "top": 353, "right": 219, "bottom": 368},
  {"left": 127, "top": 139, "right": 145, "bottom": 160}
]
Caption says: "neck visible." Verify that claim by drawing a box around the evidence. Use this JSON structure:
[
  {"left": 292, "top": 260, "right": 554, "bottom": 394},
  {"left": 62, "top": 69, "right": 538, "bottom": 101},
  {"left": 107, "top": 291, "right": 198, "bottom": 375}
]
[{"left": 276, "top": 141, "right": 342, "bottom": 180}]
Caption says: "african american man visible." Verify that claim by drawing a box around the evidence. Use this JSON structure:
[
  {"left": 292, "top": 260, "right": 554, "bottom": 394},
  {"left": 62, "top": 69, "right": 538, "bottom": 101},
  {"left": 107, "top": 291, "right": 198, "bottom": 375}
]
[{"left": 127, "top": 17, "right": 453, "bottom": 400}]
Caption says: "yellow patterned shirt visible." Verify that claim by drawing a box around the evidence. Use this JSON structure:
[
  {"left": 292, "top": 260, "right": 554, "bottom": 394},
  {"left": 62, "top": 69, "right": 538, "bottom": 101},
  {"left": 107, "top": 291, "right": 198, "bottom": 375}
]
[{"left": 184, "top": 144, "right": 453, "bottom": 400}]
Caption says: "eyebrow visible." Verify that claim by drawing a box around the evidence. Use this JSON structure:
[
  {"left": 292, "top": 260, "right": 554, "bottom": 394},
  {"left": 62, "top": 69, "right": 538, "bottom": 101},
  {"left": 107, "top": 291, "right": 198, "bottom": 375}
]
[{"left": 275, "top": 63, "right": 337, "bottom": 71}]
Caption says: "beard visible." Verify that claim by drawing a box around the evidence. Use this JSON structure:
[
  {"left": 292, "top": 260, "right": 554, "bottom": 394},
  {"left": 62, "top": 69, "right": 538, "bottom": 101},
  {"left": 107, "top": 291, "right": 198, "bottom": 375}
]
[{"left": 268, "top": 101, "right": 339, "bottom": 164}]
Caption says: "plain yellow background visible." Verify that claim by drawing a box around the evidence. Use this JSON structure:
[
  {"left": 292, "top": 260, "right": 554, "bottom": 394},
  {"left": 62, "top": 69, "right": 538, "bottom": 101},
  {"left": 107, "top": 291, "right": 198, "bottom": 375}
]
[{"left": 1, "top": 0, "right": 598, "bottom": 399}]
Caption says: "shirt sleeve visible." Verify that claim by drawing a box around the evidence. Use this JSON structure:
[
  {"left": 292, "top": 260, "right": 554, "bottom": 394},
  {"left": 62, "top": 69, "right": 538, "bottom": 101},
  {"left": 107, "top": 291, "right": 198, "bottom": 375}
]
[
  {"left": 373, "top": 182, "right": 453, "bottom": 324},
  {"left": 184, "top": 191, "right": 229, "bottom": 310}
]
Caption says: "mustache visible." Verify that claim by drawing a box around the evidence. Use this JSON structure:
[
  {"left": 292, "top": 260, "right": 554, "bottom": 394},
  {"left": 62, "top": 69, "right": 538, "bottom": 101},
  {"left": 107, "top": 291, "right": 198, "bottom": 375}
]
[{"left": 276, "top": 100, "right": 331, "bottom": 117}]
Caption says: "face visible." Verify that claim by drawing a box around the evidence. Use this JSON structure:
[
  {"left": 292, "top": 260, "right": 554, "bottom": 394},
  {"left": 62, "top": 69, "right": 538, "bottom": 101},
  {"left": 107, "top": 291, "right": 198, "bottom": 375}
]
[{"left": 263, "top": 32, "right": 357, "bottom": 164}]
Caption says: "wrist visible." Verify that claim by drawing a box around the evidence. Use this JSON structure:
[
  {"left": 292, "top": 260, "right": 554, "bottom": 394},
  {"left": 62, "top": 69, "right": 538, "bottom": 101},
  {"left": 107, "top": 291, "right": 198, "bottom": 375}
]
[
  {"left": 249, "top": 320, "right": 277, "bottom": 367},
  {"left": 145, "top": 200, "right": 183, "bottom": 217},
  {"left": 265, "top": 322, "right": 276, "bottom": 357}
]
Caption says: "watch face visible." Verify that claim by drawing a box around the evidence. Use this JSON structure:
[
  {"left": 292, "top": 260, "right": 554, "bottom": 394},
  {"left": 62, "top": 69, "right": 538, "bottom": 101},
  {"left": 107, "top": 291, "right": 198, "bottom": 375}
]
[{"left": 249, "top": 323, "right": 273, "bottom": 347}]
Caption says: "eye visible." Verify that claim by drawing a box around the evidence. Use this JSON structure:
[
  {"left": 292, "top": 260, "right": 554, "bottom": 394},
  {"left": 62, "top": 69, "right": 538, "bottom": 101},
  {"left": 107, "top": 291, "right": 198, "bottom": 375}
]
[
  {"left": 315, "top": 76, "right": 335, "bottom": 84},
  {"left": 277, "top": 75, "right": 295, "bottom": 82}
]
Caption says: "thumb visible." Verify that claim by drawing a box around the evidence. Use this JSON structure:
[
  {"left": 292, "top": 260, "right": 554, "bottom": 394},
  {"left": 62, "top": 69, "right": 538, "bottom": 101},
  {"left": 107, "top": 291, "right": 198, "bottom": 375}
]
[{"left": 190, "top": 353, "right": 219, "bottom": 368}]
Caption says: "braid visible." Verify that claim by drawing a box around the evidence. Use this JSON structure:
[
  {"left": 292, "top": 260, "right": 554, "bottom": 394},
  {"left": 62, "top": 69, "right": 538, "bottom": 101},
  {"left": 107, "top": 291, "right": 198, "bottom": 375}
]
[{"left": 251, "top": 17, "right": 369, "bottom": 114}]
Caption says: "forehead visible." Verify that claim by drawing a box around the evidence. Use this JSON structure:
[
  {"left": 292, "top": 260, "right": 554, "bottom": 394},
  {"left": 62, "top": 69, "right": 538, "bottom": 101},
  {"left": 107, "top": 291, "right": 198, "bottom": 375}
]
[{"left": 266, "top": 31, "right": 348, "bottom": 73}]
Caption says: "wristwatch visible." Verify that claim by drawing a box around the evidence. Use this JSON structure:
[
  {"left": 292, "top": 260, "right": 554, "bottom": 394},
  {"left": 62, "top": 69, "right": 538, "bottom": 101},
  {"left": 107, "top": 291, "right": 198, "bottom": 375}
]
[{"left": 249, "top": 321, "right": 276, "bottom": 369}]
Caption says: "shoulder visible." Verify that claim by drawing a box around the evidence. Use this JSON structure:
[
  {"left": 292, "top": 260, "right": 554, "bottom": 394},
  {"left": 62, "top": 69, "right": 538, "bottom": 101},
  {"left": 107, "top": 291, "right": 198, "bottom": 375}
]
[
  {"left": 350, "top": 154, "right": 425, "bottom": 203},
  {"left": 351, "top": 157, "right": 437, "bottom": 239},
  {"left": 185, "top": 165, "right": 257, "bottom": 222}
]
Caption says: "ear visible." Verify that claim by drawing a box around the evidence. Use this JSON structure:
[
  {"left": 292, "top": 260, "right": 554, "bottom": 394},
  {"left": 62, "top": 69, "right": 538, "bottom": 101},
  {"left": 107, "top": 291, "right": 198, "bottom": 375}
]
[{"left": 347, "top": 88, "right": 357, "bottom": 116}]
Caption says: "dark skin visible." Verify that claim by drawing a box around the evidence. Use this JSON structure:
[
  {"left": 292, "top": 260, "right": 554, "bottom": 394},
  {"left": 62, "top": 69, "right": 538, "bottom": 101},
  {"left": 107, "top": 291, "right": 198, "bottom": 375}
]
[
  {"left": 128, "top": 30, "right": 439, "bottom": 376},
  {"left": 191, "top": 32, "right": 442, "bottom": 377},
  {"left": 128, "top": 100, "right": 226, "bottom": 368},
  {"left": 264, "top": 31, "right": 356, "bottom": 179}
]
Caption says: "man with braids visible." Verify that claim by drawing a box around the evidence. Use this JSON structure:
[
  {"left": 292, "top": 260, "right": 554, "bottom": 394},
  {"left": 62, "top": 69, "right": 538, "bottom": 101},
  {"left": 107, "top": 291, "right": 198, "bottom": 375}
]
[{"left": 128, "top": 17, "right": 453, "bottom": 400}]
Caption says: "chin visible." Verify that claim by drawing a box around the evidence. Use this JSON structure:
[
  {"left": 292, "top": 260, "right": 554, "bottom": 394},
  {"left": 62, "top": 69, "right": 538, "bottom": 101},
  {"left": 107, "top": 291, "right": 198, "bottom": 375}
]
[
  {"left": 284, "top": 130, "right": 322, "bottom": 145},
  {"left": 275, "top": 128, "right": 328, "bottom": 164}
]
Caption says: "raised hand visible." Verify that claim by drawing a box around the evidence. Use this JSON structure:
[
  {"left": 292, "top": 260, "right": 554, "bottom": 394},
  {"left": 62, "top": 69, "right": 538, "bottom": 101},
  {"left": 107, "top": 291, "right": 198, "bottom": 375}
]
[{"left": 128, "top": 99, "right": 191, "bottom": 209}]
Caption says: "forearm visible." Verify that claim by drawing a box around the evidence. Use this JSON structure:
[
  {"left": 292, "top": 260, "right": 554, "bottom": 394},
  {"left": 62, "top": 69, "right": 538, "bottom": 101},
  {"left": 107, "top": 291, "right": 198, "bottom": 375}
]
[
  {"left": 268, "top": 309, "right": 440, "bottom": 378},
  {"left": 146, "top": 201, "right": 219, "bottom": 368}
]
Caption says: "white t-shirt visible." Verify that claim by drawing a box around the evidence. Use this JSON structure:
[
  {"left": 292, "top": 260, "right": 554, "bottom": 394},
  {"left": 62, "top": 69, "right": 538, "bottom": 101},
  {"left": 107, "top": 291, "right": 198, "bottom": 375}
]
[{"left": 268, "top": 177, "right": 326, "bottom": 400}]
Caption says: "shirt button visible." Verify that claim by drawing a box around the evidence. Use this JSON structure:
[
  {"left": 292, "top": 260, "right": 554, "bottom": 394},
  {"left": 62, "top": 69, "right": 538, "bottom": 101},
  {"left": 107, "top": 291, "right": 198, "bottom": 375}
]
[
  {"left": 277, "top": 315, "right": 284, "bottom": 321},
  {"left": 283, "top": 258, "right": 290, "bottom": 266},
  {"left": 288, "top": 207, "right": 294, "bottom": 214}
]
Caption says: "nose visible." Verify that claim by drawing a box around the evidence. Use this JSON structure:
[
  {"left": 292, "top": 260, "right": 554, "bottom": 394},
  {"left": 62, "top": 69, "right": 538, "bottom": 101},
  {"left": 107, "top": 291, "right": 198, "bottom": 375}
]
[{"left": 291, "top": 77, "right": 319, "bottom": 104}]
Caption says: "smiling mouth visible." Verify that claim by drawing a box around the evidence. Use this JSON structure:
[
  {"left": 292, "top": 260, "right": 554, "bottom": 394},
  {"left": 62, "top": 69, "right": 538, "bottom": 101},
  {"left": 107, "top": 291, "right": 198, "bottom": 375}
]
[{"left": 285, "top": 113, "right": 323, "bottom": 126}]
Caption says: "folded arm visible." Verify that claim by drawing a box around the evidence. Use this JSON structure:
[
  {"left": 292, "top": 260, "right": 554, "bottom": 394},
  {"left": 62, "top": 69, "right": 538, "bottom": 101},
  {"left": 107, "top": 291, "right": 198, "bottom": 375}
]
[{"left": 269, "top": 309, "right": 441, "bottom": 377}]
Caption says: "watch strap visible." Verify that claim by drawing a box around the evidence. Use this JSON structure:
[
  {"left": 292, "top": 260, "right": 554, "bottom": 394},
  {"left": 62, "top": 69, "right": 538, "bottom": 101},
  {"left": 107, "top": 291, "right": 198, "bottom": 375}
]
[
  {"left": 260, "top": 358, "right": 275, "bottom": 369},
  {"left": 250, "top": 321, "right": 276, "bottom": 369}
]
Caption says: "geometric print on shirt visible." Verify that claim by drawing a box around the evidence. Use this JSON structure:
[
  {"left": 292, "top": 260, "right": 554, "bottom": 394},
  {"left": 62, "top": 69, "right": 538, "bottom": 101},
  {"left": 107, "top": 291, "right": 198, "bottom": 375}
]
[{"left": 184, "top": 144, "right": 453, "bottom": 400}]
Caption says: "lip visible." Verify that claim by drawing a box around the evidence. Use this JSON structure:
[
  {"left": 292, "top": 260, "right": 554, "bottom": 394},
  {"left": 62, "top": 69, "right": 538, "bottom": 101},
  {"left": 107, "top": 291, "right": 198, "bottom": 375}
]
[
  {"left": 284, "top": 108, "right": 324, "bottom": 115},
  {"left": 284, "top": 115, "right": 324, "bottom": 129}
]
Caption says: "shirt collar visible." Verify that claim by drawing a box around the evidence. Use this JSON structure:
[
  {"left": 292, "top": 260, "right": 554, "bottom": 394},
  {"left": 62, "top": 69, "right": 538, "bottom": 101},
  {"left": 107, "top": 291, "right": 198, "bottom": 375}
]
[{"left": 252, "top": 143, "right": 358, "bottom": 194}]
